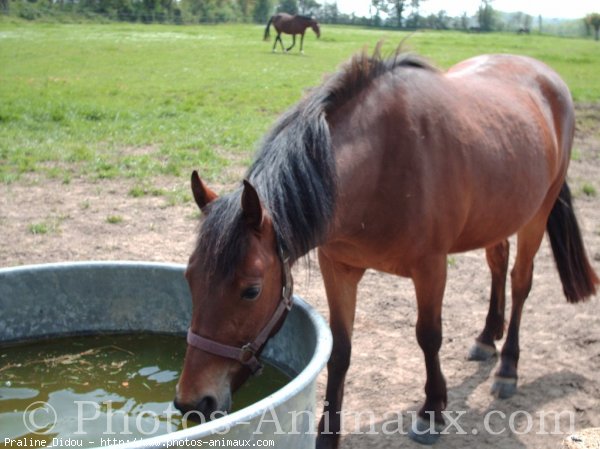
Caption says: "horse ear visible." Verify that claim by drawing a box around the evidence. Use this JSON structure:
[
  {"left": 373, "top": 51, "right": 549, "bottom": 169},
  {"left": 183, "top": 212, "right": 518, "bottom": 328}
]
[
  {"left": 191, "top": 170, "right": 218, "bottom": 211},
  {"left": 241, "top": 180, "right": 264, "bottom": 231}
]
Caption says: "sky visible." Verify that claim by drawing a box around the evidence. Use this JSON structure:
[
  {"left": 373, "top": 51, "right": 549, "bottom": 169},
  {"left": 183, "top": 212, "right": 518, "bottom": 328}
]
[{"left": 334, "top": 0, "right": 598, "bottom": 20}]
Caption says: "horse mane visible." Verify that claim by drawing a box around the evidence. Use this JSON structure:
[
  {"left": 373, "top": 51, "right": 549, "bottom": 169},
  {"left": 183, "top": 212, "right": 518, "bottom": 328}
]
[
  {"left": 322, "top": 42, "right": 437, "bottom": 116},
  {"left": 195, "top": 44, "right": 436, "bottom": 278}
]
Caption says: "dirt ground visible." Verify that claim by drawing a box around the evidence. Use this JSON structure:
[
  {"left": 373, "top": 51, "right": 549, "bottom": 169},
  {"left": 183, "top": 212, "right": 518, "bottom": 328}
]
[{"left": 1, "top": 105, "right": 599, "bottom": 449}]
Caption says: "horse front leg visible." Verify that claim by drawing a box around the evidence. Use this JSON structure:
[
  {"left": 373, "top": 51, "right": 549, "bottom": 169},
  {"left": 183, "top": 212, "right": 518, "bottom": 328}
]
[
  {"left": 316, "top": 248, "right": 365, "bottom": 449},
  {"left": 299, "top": 32, "right": 305, "bottom": 54},
  {"left": 468, "top": 240, "right": 509, "bottom": 361},
  {"left": 286, "top": 34, "right": 296, "bottom": 52},
  {"left": 408, "top": 256, "right": 448, "bottom": 445}
]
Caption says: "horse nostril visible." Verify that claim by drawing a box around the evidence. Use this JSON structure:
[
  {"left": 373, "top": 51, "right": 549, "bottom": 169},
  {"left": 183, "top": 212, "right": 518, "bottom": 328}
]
[
  {"left": 173, "top": 395, "right": 219, "bottom": 422},
  {"left": 195, "top": 395, "right": 218, "bottom": 420}
]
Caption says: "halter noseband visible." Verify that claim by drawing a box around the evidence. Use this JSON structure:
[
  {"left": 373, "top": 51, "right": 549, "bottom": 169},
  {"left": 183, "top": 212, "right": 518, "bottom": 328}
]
[{"left": 186, "top": 247, "right": 293, "bottom": 375}]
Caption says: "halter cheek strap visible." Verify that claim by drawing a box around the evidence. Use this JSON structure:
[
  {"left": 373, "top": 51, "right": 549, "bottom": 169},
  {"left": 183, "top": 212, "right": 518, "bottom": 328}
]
[{"left": 186, "top": 249, "right": 293, "bottom": 375}]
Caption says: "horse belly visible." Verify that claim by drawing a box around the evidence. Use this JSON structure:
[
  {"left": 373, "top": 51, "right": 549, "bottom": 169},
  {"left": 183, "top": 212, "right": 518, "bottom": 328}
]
[
  {"left": 449, "top": 187, "right": 548, "bottom": 253},
  {"left": 448, "top": 114, "right": 560, "bottom": 250},
  {"left": 326, "top": 151, "right": 551, "bottom": 275}
]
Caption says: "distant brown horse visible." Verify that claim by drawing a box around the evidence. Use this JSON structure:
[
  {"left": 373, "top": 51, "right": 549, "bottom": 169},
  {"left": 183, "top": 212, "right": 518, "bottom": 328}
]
[
  {"left": 264, "top": 13, "right": 320, "bottom": 53},
  {"left": 174, "top": 45, "right": 598, "bottom": 447}
]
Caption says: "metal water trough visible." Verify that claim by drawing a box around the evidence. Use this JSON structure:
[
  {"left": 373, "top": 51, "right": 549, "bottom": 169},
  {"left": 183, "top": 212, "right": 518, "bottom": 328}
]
[{"left": 0, "top": 261, "right": 332, "bottom": 448}]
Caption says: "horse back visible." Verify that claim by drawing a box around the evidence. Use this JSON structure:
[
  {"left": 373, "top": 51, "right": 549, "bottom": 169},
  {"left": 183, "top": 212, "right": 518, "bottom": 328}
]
[{"left": 448, "top": 54, "right": 575, "bottom": 156}]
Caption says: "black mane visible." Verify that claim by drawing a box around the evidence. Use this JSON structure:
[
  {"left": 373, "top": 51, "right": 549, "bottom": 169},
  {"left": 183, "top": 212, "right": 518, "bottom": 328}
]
[
  {"left": 246, "top": 88, "right": 334, "bottom": 261},
  {"left": 195, "top": 46, "right": 435, "bottom": 278}
]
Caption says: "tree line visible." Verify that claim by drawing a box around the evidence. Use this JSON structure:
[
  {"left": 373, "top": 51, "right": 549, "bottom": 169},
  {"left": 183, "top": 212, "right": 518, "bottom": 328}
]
[{"left": 1, "top": 0, "right": 599, "bottom": 40}]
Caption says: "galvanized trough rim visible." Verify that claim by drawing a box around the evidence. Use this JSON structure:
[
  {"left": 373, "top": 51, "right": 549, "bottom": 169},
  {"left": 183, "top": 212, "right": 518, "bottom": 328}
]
[{"left": 0, "top": 261, "right": 332, "bottom": 448}]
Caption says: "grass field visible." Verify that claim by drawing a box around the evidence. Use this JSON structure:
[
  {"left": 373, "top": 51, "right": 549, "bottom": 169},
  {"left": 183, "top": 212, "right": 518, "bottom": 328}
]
[{"left": 1, "top": 22, "right": 599, "bottom": 187}]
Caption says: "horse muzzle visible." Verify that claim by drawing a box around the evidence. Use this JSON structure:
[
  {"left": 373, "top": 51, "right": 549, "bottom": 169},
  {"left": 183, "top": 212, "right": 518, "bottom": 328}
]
[{"left": 174, "top": 391, "right": 232, "bottom": 422}]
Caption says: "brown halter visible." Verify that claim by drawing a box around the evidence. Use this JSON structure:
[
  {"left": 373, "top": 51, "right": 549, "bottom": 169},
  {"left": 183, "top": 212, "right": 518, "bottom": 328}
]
[{"left": 186, "top": 247, "right": 293, "bottom": 375}]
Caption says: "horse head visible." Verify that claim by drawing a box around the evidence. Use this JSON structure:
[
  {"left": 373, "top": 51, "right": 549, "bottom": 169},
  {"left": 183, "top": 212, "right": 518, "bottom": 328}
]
[
  {"left": 311, "top": 18, "right": 321, "bottom": 38},
  {"left": 174, "top": 171, "right": 290, "bottom": 420}
]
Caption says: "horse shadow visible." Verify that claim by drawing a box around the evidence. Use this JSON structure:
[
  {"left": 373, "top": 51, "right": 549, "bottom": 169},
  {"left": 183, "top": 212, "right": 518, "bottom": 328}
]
[
  {"left": 342, "top": 359, "right": 586, "bottom": 448},
  {"left": 268, "top": 50, "right": 307, "bottom": 57}
]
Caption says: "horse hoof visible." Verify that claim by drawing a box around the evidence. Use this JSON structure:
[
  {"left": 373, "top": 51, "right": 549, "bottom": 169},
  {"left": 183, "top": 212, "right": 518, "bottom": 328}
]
[
  {"left": 491, "top": 376, "right": 518, "bottom": 399},
  {"left": 408, "top": 417, "right": 442, "bottom": 445},
  {"left": 315, "top": 434, "right": 337, "bottom": 449},
  {"left": 467, "top": 340, "right": 497, "bottom": 361}
]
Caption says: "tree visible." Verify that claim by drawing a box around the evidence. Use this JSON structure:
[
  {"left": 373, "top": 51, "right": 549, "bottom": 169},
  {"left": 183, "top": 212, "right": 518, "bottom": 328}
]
[
  {"left": 278, "top": 0, "right": 297, "bottom": 14},
  {"left": 388, "top": 0, "right": 406, "bottom": 28},
  {"left": 460, "top": 11, "right": 469, "bottom": 30},
  {"left": 409, "top": 0, "right": 425, "bottom": 27},
  {"left": 253, "top": 0, "right": 271, "bottom": 22},
  {"left": 298, "top": 0, "right": 319, "bottom": 15},
  {"left": 368, "top": 0, "right": 381, "bottom": 26},
  {"left": 237, "top": 0, "right": 255, "bottom": 20},
  {"left": 430, "top": 9, "right": 449, "bottom": 29},
  {"left": 508, "top": 11, "right": 532, "bottom": 32},
  {"left": 478, "top": 0, "right": 495, "bottom": 31},
  {"left": 585, "top": 13, "right": 600, "bottom": 40},
  {"left": 370, "top": 0, "right": 388, "bottom": 26},
  {"left": 321, "top": 1, "right": 338, "bottom": 23},
  {"left": 1, "top": 0, "right": 8, "bottom": 14}
]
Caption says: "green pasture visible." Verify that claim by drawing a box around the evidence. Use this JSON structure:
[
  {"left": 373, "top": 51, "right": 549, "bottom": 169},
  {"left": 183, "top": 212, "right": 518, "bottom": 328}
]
[{"left": 1, "top": 23, "right": 599, "bottom": 187}]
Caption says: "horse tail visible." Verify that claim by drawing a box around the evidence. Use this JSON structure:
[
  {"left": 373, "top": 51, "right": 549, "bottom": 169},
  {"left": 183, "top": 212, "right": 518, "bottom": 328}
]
[
  {"left": 264, "top": 16, "right": 273, "bottom": 41},
  {"left": 546, "top": 182, "right": 599, "bottom": 303}
]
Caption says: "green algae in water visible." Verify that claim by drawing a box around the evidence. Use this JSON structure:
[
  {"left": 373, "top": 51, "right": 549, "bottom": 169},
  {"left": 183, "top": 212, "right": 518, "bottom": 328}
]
[{"left": 0, "top": 334, "right": 290, "bottom": 447}]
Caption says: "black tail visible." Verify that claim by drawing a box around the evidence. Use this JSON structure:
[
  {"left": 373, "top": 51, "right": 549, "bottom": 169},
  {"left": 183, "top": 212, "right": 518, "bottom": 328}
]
[
  {"left": 264, "top": 16, "right": 273, "bottom": 41},
  {"left": 547, "top": 182, "right": 599, "bottom": 303}
]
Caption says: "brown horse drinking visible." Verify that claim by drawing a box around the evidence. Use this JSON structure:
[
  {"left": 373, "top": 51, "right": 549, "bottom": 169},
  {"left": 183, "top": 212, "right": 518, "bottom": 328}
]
[
  {"left": 264, "top": 13, "right": 320, "bottom": 53},
  {"left": 174, "top": 46, "right": 599, "bottom": 447}
]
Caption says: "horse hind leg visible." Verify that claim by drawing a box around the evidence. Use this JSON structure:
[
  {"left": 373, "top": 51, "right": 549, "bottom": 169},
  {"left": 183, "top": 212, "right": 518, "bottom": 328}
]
[
  {"left": 316, "top": 249, "right": 365, "bottom": 449},
  {"left": 468, "top": 240, "right": 509, "bottom": 361},
  {"left": 273, "top": 33, "right": 284, "bottom": 52},
  {"left": 492, "top": 216, "right": 547, "bottom": 399}
]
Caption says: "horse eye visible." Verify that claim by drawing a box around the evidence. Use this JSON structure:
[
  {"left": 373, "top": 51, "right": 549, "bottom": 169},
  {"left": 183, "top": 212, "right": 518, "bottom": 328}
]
[{"left": 241, "top": 286, "right": 261, "bottom": 301}]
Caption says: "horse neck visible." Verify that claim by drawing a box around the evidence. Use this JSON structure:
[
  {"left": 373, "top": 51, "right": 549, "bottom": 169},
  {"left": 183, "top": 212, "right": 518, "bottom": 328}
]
[{"left": 297, "top": 15, "right": 311, "bottom": 24}]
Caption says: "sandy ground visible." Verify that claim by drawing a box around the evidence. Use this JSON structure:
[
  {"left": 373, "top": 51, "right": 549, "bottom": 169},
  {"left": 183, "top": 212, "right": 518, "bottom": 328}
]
[{"left": 1, "top": 105, "right": 599, "bottom": 448}]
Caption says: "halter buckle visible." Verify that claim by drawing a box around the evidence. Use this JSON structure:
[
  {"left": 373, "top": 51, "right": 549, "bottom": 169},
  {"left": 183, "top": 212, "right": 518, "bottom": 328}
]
[
  {"left": 240, "top": 343, "right": 257, "bottom": 364},
  {"left": 240, "top": 343, "right": 263, "bottom": 375}
]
